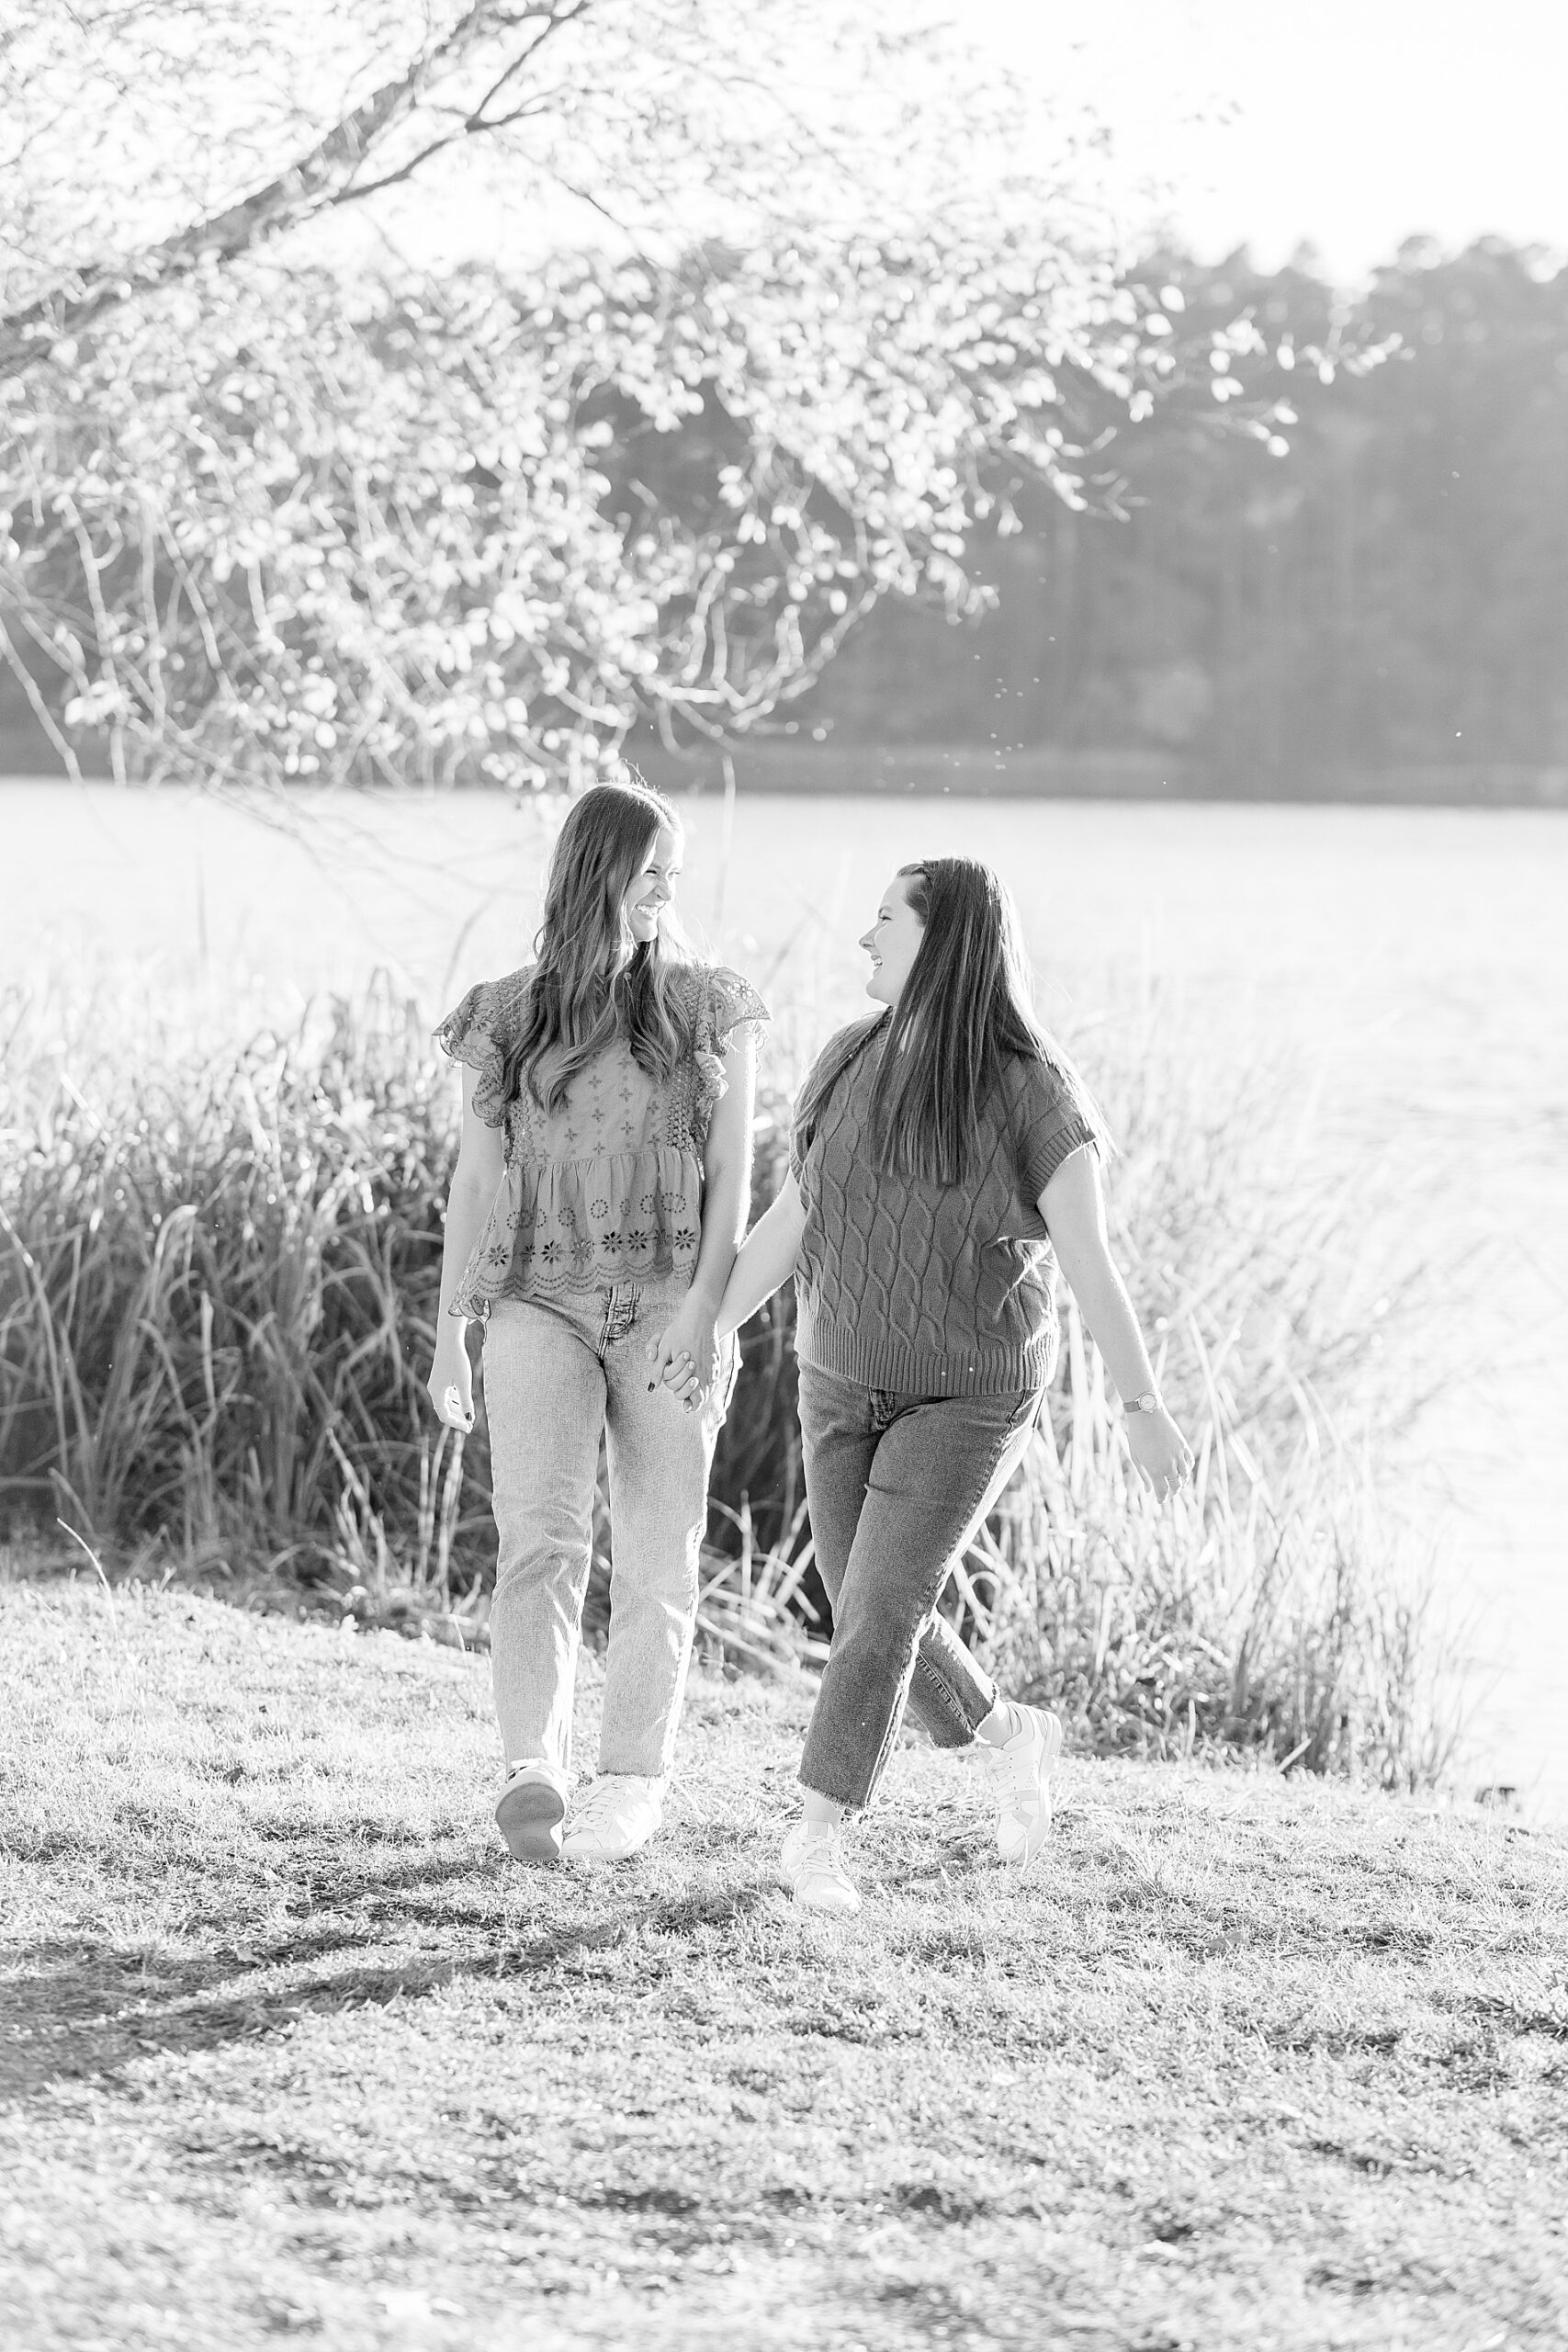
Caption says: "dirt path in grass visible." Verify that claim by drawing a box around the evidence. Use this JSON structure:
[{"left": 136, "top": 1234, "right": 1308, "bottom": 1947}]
[{"left": 3, "top": 1581, "right": 1566, "bottom": 2351}]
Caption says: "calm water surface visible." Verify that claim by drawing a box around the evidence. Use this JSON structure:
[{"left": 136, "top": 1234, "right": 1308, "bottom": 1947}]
[{"left": 6, "top": 783, "right": 1566, "bottom": 1821}]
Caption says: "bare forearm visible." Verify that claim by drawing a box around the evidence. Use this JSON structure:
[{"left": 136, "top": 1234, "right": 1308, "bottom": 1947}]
[
  {"left": 716, "top": 1180, "right": 805, "bottom": 1339},
  {"left": 688, "top": 1146, "right": 749, "bottom": 1315},
  {"left": 434, "top": 1176, "right": 494, "bottom": 1340},
  {"left": 1054, "top": 1235, "right": 1158, "bottom": 1402},
  {"left": 1043, "top": 1152, "right": 1190, "bottom": 1494}
]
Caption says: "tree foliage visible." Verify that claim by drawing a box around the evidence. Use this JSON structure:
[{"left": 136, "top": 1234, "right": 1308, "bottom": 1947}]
[
  {"left": 3, "top": 0, "right": 996, "bottom": 348},
  {"left": 805, "top": 238, "right": 1568, "bottom": 781},
  {"left": 0, "top": 242, "right": 1211, "bottom": 789},
  {"left": 0, "top": 0, "right": 1306, "bottom": 789}
]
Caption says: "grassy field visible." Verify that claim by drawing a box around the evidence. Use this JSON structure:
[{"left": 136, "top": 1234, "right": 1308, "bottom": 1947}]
[
  {"left": 4, "top": 1576, "right": 1566, "bottom": 2352},
  {"left": 5, "top": 781, "right": 1565, "bottom": 1815},
  {"left": 0, "top": 967, "right": 1467, "bottom": 1790}
]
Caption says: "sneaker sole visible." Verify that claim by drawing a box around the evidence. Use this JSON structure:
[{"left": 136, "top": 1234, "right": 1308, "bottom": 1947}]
[{"left": 495, "top": 1780, "right": 567, "bottom": 1862}]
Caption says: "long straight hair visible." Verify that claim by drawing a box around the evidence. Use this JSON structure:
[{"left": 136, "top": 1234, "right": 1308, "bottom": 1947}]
[
  {"left": 796, "top": 857, "right": 1108, "bottom": 1185},
  {"left": 502, "top": 777, "right": 689, "bottom": 1113}
]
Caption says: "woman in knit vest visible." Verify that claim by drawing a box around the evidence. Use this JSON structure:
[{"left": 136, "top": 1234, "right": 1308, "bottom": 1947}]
[{"left": 664, "top": 855, "right": 1191, "bottom": 1914}]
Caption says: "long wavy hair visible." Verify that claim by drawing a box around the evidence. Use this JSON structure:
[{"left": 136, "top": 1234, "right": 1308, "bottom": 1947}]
[
  {"left": 502, "top": 777, "right": 690, "bottom": 1113},
  {"left": 795, "top": 857, "right": 1108, "bottom": 1186}
]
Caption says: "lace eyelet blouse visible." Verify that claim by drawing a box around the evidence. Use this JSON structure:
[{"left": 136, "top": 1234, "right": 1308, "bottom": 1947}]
[{"left": 435, "top": 960, "right": 768, "bottom": 1317}]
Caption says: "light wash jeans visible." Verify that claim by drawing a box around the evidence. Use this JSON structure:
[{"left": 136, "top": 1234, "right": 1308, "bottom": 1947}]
[
  {"left": 797, "top": 1363, "right": 1046, "bottom": 1809},
  {"left": 480, "top": 1275, "right": 737, "bottom": 1781}
]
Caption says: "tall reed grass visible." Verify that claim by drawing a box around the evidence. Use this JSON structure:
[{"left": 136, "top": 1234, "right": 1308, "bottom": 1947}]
[{"left": 0, "top": 973, "right": 1462, "bottom": 1787}]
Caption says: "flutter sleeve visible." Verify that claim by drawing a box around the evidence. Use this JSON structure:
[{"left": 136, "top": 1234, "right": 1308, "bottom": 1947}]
[
  {"left": 1016, "top": 1057, "right": 1100, "bottom": 1203},
  {"left": 705, "top": 964, "right": 770, "bottom": 1054},
  {"left": 690, "top": 963, "right": 770, "bottom": 1142},
  {"left": 433, "top": 976, "right": 520, "bottom": 1130}
]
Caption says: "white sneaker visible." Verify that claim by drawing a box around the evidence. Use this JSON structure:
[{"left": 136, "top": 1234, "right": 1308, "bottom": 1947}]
[
  {"left": 781, "top": 1815, "right": 861, "bottom": 1915},
  {"left": 990, "top": 1703, "right": 1065, "bottom": 1865},
  {"left": 494, "top": 1758, "right": 570, "bottom": 1862},
  {"left": 562, "top": 1773, "right": 665, "bottom": 1862}
]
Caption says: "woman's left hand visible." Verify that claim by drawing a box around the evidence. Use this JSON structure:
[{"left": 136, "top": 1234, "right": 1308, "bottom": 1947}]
[
  {"left": 1127, "top": 1407, "right": 1195, "bottom": 1504},
  {"left": 646, "top": 1299, "right": 716, "bottom": 1414}
]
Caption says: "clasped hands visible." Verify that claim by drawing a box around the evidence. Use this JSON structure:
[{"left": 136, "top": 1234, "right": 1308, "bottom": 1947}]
[{"left": 645, "top": 1299, "right": 717, "bottom": 1414}]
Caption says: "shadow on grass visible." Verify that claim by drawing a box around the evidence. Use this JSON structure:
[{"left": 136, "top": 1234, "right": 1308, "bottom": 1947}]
[
  {"left": 493, "top": 1880, "right": 775, "bottom": 1979},
  {"left": 2, "top": 1859, "right": 777, "bottom": 2105},
  {"left": 0, "top": 1937, "right": 473, "bottom": 2105},
  {"left": 1, "top": 1842, "right": 490, "bottom": 2104}
]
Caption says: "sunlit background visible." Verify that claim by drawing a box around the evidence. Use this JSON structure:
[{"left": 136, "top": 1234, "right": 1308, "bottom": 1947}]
[
  {"left": 4, "top": 0, "right": 1565, "bottom": 1821},
  {"left": 335, "top": 1, "right": 1568, "bottom": 281},
  {"left": 974, "top": 0, "right": 1568, "bottom": 278}
]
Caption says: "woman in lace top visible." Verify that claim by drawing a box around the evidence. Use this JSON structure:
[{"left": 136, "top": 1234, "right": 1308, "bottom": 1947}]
[{"left": 425, "top": 778, "right": 768, "bottom": 1868}]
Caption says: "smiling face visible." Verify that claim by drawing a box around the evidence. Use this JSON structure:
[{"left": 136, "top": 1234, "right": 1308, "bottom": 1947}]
[
  {"left": 860, "top": 873, "right": 926, "bottom": 1007},
  {"left": 622, "top": 823, "right": 682, "bottom": 948}
]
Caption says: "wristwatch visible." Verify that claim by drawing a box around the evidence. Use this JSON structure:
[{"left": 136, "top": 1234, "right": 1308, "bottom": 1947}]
[{"left": 1124, "top": 1391, "right": 1162, "bottom": 1415}]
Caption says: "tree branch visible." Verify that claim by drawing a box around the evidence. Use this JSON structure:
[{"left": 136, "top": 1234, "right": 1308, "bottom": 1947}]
[
  {"left": 0, "top": 1, "right": 591, "bottom": 374},
  {"left": 0, "top": 612, "right": 85, "bottom": 783}
]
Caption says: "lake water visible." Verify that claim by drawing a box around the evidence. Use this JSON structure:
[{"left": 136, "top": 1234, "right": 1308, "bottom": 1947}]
[{"left": 6, "top": 780, "right": 1566, "bottom": 1824}]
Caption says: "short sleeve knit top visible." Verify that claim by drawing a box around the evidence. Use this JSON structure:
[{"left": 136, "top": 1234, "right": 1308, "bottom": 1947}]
[
  {"left": 788, "top": 1016, "right": 1100, "bottom": 1396},
  {"left": 435, "top": 961, "right": 768, "bottom": 1317}
]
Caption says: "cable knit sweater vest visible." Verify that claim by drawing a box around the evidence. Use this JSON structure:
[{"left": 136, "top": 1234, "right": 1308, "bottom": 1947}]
[{"left": 789, "top": 1021, "right": 1099, "bottom": 1396}]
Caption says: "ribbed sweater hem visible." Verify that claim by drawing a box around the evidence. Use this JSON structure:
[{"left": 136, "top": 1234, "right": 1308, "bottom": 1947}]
[{"left": 795, "top": 1297, "right": 1055, "bottom": 1398}]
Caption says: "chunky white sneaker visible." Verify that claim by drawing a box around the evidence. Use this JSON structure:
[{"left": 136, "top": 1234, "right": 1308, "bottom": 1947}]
[
  {"left": 562, "top": 1774, "right": 665, "bottom": 1862},
  {"left": 990, "top": 1703, "right": 1065, "bottom": 1865},
  {"left": 494, "top": 1758, "right": 570, "bottom": 1862},
  {"left": 781, "top": 1816, "right": 861, "bottom": 1915}
]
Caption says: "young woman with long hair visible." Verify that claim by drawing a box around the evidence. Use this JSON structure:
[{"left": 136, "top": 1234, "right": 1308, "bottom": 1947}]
[
  {"left": 666, "top": 856, "right": 1190, "bottom": 1913},
  {"left": 426, "top": 777, "right": 766, "bottom": 1866}
]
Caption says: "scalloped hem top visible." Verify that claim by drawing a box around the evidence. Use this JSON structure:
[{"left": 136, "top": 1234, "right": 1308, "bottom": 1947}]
[{"left": 434, "top": 961, "right": 768, "bottom": 1314}]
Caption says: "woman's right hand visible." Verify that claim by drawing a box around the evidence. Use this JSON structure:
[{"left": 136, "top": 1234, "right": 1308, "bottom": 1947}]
[{"left": 426, "top": 1333, "right": 476, "bottom": 1431}]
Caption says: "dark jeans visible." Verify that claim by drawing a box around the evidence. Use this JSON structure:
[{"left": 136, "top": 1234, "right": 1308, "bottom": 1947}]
[{"left": 797, "top": 1363, "right": 1045, "bottom": 1810}]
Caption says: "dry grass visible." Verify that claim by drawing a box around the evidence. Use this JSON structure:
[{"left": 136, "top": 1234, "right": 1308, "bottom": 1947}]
[
  {"left": 1, "top": 972, "right": 1468, "bottom": 1786},
  {"left": 3, "top": 1578, "right": 1565, "bottom": 2352}
]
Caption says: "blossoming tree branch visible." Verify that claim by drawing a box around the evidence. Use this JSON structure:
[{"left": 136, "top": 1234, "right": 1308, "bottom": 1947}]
[{"left": 0, "top": 0, "right": 1332, "bottom": 792}]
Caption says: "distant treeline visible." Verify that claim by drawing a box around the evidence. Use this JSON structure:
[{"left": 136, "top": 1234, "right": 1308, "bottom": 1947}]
[
  {"left": 5, "top": 237, "right": 1564, "bottom": 797},
  {"left": 757, "top": 238, "right": 1568, "bottom": 794}
]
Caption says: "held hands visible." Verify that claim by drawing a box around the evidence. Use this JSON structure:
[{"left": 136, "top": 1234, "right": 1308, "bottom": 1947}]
[
  {"left": 426, "top": 1335, "right": 476, "bottom": 1432},
  {"left": 1126, "top": 1406, "right": 1194, "bottom": 1504},
  {"left": 646, "top": 1298, "right": 716, "bottom": 1417}
]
